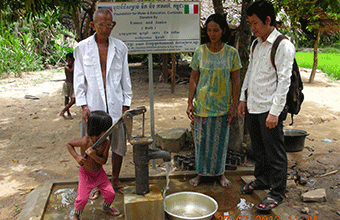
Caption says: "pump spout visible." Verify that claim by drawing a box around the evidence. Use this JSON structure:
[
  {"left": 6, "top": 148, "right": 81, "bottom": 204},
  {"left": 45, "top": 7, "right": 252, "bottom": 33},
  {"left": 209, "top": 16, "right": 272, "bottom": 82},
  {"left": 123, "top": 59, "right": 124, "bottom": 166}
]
[
  {"left": 126, "top": 106, "right": 173, "bottom": 195},
  {"left": 148, "top": 149, "right": 171, "bottom": 162},
  {"left": 133, "top": 143, "right": 171, "bottom": 195}
]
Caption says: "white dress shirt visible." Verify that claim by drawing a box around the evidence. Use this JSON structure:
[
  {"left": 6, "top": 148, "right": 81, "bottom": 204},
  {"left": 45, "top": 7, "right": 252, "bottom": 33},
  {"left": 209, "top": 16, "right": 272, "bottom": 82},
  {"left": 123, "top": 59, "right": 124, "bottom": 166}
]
[
  {"left": 74, "top": 34, "right": 133, "bottom": 123},
  {"left": 240, "top": 29, "right": 295, "bottom": 116}
]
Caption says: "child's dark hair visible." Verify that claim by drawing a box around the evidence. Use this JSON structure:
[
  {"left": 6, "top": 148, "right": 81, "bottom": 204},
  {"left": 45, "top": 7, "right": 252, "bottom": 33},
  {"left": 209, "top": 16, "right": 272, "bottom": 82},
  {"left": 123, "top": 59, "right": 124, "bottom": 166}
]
[
  {"left": 87, "top": 111, "right": 112, "bottom": 136},
  {"left": 246, "top": 0, "right": 276, "bottom": 26},
  {"left": 204, "top": 13, "right": 231, "bottom": 43},
  {"left": 66, "top": 52, "right": 74, "bottom": 60}
]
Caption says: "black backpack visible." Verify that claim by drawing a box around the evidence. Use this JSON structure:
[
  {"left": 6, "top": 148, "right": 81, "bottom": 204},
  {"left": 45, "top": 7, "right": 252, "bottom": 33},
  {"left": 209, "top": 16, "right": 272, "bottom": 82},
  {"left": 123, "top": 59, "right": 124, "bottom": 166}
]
[{"left": 252, "top": 35, "right": 304, "bottom": 125}]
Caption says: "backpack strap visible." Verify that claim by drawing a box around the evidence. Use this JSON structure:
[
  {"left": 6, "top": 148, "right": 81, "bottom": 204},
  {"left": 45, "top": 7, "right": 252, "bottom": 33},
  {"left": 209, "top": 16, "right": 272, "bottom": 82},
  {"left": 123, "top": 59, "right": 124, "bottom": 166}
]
[{"left": 271, "top": 34, "right": 287, "bottom": 70}]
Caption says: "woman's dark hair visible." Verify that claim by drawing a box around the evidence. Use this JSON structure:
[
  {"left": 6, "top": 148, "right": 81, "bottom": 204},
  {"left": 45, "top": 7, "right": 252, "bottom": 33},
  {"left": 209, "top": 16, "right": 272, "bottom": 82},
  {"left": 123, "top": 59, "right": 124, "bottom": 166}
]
[
  {"left": 87, "top": 111, "right": 112, "bottom": 136},
  {"left": 246, "top": 0, "right": 276, "bottom": 26},
  {"left": 203, "top": 13, "right": 231, "bottom": 43}
]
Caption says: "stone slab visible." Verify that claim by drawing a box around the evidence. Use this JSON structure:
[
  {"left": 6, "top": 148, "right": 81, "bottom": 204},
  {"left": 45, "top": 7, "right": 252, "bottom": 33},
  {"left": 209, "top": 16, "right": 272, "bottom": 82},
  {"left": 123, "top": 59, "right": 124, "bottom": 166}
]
[
  {"left": 124, "top": 184, "right": 164, "bottom": 220},
  {"left": 18, "top": 181, "right": 53, "bottom": 220},
  {"left": 301, "top": 188, "right": 327, "bottom": 202},
  {"left": 155, "top": 127, "right": 187, "bottom": 152}
]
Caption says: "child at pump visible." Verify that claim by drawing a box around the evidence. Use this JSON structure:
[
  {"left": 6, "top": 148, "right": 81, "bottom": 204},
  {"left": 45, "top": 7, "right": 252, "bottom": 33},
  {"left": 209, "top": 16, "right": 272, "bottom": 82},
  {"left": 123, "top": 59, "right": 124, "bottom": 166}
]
[
  {"left": 66, "top": 111, "right": 120, "bottom": 219},
  {"left": 60, "top": 52, "right": 75, "bottom": 119}
]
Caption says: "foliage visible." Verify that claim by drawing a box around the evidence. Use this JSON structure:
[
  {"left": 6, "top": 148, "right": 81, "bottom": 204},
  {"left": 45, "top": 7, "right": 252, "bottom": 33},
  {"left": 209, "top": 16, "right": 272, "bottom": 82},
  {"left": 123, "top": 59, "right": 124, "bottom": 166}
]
[
  {"left": 294, "top": 31, "right": 340, "bottom": 49},
  {"left": 0, "top": 7, "right": 75, "bottom": 77},
  {"left": 319, "top": 35, "right": 340, "bottom": 49},
  {"left": 0, "top": 29, "right": 43, "bottom": 78},
  {"left": 277, "top": 0, "right": 340, "bottom": 33},
  {"left": 0, "top": 0, "right": 83, "bottom": 19},
  {"left": 296, "top": 51, "right": 340, "bottom": 80},
  {"left": 23, "top": 10, "right": 75, "bottom": 65},
  {"left": 276, "top": 0, "right": 340, "bottom": 82},
  {"left": 44, "top": 40, "right": 74, "bottom": 66}
]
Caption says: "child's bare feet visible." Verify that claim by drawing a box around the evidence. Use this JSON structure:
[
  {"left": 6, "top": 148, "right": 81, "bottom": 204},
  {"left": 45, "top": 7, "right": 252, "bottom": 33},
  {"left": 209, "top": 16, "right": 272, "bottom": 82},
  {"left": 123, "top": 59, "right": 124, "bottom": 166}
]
[
  {"left": 102, "top": 206, "right": 120, "bottom": 216},
  {"left": 65, "top": 115, "right": 73, "bottom": 120},
  {"left": 72, "top": 213, "right": 80, "bottom": 220},
  {"left": 59, "top": 111, "right": 67, "bottom": 119}
]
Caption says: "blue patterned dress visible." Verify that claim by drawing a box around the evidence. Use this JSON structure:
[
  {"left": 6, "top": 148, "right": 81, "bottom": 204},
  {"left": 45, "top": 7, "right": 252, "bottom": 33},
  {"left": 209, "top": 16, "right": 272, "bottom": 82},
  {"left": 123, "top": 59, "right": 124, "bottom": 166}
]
[{"left": 191, "top": 44, "right": 242, "bottom": 176}]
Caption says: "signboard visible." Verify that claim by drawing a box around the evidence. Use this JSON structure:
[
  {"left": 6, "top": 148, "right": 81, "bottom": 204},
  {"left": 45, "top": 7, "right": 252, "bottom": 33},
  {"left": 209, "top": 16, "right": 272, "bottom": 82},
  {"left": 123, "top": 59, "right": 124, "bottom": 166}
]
[{"left": 97, "top": 2, "right": 200, "bottom": 54}]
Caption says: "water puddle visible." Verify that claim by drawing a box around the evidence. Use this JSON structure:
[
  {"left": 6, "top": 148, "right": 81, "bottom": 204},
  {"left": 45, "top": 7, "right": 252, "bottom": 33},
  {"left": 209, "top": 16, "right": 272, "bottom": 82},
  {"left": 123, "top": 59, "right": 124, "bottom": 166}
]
[{"left": 43, "top": 175, "right": 277, "bottom": 219}]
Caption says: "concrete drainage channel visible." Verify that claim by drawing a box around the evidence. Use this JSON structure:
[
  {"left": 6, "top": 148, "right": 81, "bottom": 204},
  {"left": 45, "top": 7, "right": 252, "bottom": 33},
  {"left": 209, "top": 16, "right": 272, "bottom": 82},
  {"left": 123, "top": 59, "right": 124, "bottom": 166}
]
[{"left": 18, "top": 168, "right": 291, "bottom": 220}]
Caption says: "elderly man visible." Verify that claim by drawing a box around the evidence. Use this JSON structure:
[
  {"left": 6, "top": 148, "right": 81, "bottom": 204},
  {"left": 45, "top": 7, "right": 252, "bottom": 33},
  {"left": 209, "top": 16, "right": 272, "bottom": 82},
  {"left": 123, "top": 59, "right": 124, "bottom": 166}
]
[{"left": 73, "top": 8, "right": 133, "bottom": 197}]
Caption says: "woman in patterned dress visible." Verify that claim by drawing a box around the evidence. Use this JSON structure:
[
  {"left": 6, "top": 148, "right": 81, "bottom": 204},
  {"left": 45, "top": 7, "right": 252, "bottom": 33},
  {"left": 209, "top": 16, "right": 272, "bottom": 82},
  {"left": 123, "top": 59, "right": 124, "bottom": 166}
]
[{"left": 186, "top": 13, "right": 242, "bottom": 187}]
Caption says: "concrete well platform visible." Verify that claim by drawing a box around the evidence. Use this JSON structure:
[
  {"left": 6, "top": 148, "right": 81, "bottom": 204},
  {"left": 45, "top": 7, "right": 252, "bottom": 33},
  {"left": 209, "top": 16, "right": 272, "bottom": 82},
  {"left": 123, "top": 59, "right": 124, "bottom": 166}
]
[{"left": 18, "top": 167, "right": 294, "bottom": 220}]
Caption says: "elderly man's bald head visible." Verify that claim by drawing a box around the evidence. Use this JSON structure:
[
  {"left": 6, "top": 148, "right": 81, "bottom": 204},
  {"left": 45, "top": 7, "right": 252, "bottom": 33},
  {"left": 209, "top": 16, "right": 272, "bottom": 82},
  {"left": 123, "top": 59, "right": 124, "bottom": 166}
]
[{"left": 93, "top": 8, "right": 113, "bottom": 23}]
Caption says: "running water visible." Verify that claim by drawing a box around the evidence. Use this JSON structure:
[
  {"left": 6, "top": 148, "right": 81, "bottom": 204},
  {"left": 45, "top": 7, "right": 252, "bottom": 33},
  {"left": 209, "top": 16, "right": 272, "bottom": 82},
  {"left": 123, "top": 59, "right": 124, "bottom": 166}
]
[{"left": 163, "top": 161, "right": 174, "bottom": 198}]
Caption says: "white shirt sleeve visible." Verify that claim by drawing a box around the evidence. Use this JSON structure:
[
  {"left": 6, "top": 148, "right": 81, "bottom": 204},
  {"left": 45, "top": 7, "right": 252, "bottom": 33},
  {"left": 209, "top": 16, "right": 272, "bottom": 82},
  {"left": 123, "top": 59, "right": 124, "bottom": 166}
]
[
  {"left": 73, "top": 43, "right": 88, "bottom": 107},
  {"left": 120, "top": 47, "right": 133, "bottom": 107}
]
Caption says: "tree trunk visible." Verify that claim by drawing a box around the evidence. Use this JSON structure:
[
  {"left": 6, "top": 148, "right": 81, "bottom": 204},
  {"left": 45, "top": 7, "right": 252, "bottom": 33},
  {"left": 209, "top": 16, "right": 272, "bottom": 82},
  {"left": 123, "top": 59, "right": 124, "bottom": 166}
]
[
  {"left": 238, "top": 0, "right": 253, "bottom": 83},
  {"left": 171, "top": 53, "right": 176, "bottom": 93},
  {"left": 212, "top": 0, "right": 224, "bottom": 15},
  {"left": 162, "top": 54, "right": 168, "bottom": 83},
  {"left": 229, "top": 0, "right": 253, "bottom": 155},
  {"left": 309, "top": 31, "right": 320, "bottom": 83},
  {"left": 71, "top": 7, "right": 81, "bottom": 42}
]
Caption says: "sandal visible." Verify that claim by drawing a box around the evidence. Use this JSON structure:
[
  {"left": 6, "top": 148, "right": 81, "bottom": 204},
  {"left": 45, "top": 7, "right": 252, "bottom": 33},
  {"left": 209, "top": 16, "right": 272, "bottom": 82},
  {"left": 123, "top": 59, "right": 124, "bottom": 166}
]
[
  {"left": 255, "top": 197, "right": 282, "bottom": 211},
  {"left": 102, "top": 207, "right": 121, "bottom": 216},
  {"left": 89, "top": 187, "right": 100, "bottom": 200},
  {"left": 239, "top": 181, "right": 266, "bottom": 194}
]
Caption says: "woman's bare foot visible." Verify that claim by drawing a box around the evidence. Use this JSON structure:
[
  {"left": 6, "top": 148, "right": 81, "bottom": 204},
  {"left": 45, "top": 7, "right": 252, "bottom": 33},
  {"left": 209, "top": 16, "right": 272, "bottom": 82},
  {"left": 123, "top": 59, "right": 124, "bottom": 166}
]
[
  {"left": 189, "top": 175, "right": 201, "bottom": 187},
  {"left": 219, "top": 174, "right": 232, "bottom": 188}
]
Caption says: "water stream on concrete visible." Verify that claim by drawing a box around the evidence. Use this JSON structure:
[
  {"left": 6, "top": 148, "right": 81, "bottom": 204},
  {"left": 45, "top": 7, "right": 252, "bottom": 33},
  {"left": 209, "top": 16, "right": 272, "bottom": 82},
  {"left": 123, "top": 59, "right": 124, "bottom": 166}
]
[{"left": 163, "top": 162, "right": 174, "bottom": 199}]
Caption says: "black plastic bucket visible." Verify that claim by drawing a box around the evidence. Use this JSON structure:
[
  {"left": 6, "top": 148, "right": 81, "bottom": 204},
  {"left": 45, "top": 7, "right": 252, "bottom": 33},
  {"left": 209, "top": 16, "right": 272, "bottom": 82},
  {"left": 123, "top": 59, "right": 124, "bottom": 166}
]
[{"left": 283, "top": 129, "right": 309, "bottom": 152}]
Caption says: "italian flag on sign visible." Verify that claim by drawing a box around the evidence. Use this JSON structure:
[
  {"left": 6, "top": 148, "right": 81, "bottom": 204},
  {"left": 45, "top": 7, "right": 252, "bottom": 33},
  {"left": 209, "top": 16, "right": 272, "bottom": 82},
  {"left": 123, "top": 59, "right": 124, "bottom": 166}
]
[{"left": 184, "top": 4, "right": 199, "bottom": 14}]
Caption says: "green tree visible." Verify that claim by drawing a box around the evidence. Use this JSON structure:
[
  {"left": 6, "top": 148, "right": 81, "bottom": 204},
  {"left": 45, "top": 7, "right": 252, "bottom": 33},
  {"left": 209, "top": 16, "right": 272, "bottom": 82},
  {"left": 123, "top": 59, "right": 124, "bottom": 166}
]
[
  {"left": 0, "top": 0, "right": 96, "bottom": 42},
  {"left": 276, "top": 0, "right": 340, "bottom": 83}
]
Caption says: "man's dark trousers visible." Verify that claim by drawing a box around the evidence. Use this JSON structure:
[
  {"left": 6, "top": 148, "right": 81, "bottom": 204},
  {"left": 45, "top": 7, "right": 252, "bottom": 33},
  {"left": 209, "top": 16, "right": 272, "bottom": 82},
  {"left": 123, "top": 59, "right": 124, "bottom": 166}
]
[{"left": 247, "top": 111, "right": 287, "bottom": 202}]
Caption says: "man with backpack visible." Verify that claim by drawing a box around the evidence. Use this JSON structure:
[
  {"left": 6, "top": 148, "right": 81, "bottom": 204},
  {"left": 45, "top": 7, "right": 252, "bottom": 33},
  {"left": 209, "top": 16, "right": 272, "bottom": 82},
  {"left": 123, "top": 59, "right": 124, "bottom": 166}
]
[{"left": 237, "top": 0, "right": 295, "bottom": 211}]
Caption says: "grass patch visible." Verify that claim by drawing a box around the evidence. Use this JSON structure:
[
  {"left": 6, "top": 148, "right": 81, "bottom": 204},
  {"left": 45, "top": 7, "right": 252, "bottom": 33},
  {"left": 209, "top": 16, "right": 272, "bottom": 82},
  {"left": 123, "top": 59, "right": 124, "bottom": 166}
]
[{"left": 295, "top": 52, "right": 340, "bottom": 80}]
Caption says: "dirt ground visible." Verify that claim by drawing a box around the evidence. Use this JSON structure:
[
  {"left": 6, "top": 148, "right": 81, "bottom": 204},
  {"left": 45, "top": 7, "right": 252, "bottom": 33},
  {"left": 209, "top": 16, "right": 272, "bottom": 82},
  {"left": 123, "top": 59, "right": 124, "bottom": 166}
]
[{"left": 0, "top": 62, "right": 339, "bottom": 220}]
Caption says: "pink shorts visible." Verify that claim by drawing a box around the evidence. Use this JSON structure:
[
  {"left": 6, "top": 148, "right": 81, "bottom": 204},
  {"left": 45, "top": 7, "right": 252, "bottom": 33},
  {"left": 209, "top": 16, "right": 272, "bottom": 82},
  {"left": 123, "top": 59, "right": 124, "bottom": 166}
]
[{"left": 75, "top": 166, "right": 115, "bottom": 211}]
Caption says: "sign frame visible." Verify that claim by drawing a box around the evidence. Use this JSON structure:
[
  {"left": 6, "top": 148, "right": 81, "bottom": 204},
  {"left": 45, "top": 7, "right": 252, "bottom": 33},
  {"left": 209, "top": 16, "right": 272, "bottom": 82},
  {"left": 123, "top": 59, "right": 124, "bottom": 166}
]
[{"left": 97, "top": 1, "right": 201, "bottom": 54}]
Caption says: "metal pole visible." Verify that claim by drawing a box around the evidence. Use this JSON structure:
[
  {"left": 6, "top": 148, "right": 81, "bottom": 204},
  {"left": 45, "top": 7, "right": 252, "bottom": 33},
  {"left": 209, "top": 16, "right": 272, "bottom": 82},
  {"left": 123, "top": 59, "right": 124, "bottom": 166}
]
[
  {"left": 171, "top": 53, "right": 176, "bottom": 93},
  {"left": 148, "top": 54, "right": 156, "bottom": 169}
]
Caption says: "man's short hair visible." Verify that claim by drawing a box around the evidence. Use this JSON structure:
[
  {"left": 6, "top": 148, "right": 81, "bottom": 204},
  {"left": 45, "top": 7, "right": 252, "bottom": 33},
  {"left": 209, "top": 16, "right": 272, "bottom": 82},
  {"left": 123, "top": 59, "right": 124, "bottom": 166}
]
[
  {"left": 87, "top": 111, "right": 112, "bottom": 136},
  {"left": 246, "top": 0, "right": 276, "bottom": 27},
  {"left": 93, "top": 8, "right": 113, "bottom": 22}
]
